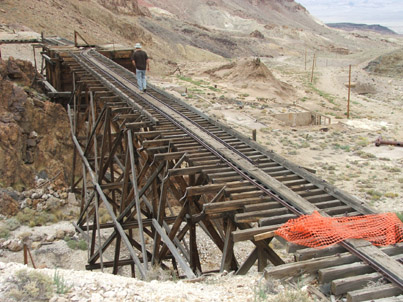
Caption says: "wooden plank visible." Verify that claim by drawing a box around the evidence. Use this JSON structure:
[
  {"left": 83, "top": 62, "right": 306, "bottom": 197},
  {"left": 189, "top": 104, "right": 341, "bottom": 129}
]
[
  {"left": 370, "top": 295, "right": 403, "bottom": 302},
  {"left": 204, "top": 197, "right": 273, "bottom": 214},
  {"left": 295, "top": 245, "right": 346, "bottom": 261},
  {"left": 259, "top": 213, "right": 297, "bottom": 226},
  {"left": 243, "top": 201, "right": 280, "bottom": 212},
  {"left": 212, "top": 176, "right": 242, "bottom": 183},
  {"left": 186, "top": 183, "right": 225, "bottom": 196},
  {"left": 331, "top": 272, "right": 381, "bottom": 295},
  {"left": 319, "top": 262, "right": 374, "bottom": 284},
  {"left": 235, "top": 208, "right": 289, "bottom": 223},
  {"left": 220, "top": 218, "right": 236, "bottom": 272},
  {"left": 254, "top": 231, "right": 276, "bottom": 241},
  {"left": 347, "top": 284, "right": 402, "bottom": 302},
  {"left": 152, "top": 219, "right": 196, "bottom": 279},
  {"left": 257, "top": 246, "right": 268, "bottom": 272},
  {"left": 306, "top": 194, "right": 337, "bottom": 203},
  {"left": 168, "top": 165, "right": 214, "bottom": 176},
  {"left": 153, "top": 151, "right": 185, "bottom": 161},
  {"left": 40, "top": 80, "right": 58, "bottom": 93},
  {"left": 344, "top": 239, "right": 403, "bottom": 290},
  {"left": 232, "top": 225, "right": 282, "bottom": 242},
  {"left": 324, "top": 205, "right": 355, "bottom": 215},
  {"left": 126, "top": 122, "right": 152, "bottom": 129},
  {"left": 264, "top": 252, "right": 359, "bottom": 279},
  {"left": 235, "top": 248, "right": 258, "bottom": 275}
]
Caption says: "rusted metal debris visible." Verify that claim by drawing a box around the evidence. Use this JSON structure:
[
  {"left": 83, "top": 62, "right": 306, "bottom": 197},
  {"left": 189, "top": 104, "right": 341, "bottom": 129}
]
[{"left": 375, "top": 136, "right": 403, "bottom": 147}]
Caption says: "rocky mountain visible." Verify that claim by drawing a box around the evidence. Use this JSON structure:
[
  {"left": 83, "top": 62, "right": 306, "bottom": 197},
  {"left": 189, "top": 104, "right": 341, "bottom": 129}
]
[
  {"left": 0, "top": 58, "right": 73, "bottom": 190},
  {"left": 141, "top": 0, "right": 317, "bottom": 31},
  {"left": 364, "top": 48, "right": 403, "bottom": 77},
  {"left": 97, "top": 0, "right": 149, "bottom": 16},
  {"left": 327, "top": 23, "right": 398, "bottom": 35},
  {"left": 1, "top": 0, "right": 393, "bottom": 62}
]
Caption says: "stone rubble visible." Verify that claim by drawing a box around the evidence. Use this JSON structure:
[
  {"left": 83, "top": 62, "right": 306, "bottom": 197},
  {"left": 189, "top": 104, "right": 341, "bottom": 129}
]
[{"left": 0, "top": 262, "right": 266, "bottom": 302}]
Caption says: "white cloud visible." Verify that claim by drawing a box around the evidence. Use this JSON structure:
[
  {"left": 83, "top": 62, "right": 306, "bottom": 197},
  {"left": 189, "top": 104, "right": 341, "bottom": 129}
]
[{"left": 297, "top": 0, "right": 403, "bottom": 33}]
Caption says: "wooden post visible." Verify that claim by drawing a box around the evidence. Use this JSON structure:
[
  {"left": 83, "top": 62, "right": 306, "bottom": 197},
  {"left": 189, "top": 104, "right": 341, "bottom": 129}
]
[
  {"left": 252, "top": 129, "right": 257, "bottom": 141},
  {"left": 310, "top": 53, "right": 316, "bottom": 83},
  {"left": 347, "top": 64, "right": 351, "bottom": 119},
  {"left": 304, "top": 48, "right": 307, "bottom": 71},
  {"left": 23, "top": 244, "right": 28, "bottom": 265},
  {"left": 74, "top": 30, "right": 78, "bottom": 47}
]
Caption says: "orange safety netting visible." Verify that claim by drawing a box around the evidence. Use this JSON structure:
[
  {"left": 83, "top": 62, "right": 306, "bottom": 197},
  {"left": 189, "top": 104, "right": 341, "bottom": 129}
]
[{"left": 275, "top": 211, "right": 403, "bottom": 249}]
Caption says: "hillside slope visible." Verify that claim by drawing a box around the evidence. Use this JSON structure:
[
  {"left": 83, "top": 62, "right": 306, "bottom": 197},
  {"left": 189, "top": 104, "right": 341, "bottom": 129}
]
[
  {"left": 327, "top": 23, "right": 398, "bottom": 35},
  {"left": 142, "top": 0, "right": 318, "bottom": 31}
]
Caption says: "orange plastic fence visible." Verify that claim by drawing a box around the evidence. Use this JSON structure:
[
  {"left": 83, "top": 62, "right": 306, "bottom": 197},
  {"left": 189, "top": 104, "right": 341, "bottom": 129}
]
[{"left": 275, "top": 211, "right": 403, "bottom": 249}]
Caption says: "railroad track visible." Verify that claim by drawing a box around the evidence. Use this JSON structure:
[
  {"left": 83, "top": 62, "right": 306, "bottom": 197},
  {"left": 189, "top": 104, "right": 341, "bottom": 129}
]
[{"left": 44, "top": 46, "right": 403, "bottom": 301}]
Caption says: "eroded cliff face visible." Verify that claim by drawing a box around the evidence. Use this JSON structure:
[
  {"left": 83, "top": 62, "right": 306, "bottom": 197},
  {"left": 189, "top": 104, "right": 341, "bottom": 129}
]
[
  {"left": 97, "top": 0, "right": 150, "bottom": 16},
  {"left": 0, "top": 58, "right": 72, "bottom": 190}
]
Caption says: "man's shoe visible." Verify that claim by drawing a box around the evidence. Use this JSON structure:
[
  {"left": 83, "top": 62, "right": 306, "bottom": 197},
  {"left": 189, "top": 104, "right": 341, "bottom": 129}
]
[{"left": 143, "top": 89, "right": 147, "bottom": 93}]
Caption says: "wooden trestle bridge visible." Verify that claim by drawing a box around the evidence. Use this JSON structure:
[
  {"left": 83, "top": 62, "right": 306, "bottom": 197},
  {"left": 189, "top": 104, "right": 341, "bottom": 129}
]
[{"left": 41, "top": 43, "right": 403, "bottom": 301}]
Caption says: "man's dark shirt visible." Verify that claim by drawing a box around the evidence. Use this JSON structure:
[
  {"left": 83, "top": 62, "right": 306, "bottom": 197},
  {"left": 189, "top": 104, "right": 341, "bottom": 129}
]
[{"left": 132, "top": 50, "right": 148, "bottom": 71}]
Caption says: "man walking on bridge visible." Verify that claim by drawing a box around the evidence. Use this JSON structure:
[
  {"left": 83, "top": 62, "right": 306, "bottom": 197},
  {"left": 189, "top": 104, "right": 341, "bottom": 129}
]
[{"left": 131, "top": 43, "right": 150, "bottom": 93}]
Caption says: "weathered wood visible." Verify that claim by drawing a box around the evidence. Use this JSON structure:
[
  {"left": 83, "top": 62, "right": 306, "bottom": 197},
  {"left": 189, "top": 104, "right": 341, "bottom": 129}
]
[
  {"left": 319, "top": 262, "right": 374, "bottom": 284},
  {"left": 235, "top": 207, "right": 289, "bottom": 223},
  {"left": 254, "top": 231, "right": 276, "bottom": 241},
  {"left": 343, "top": 239, "right": 403, "bottom": 291},
  {"left": 243, "top": 201, "right": 281, "bottom": 212},
  {"left": 331, "top": 272, "right": 382, "bottom": 295},
  {"left": 204, "top": 197, "right": 273, "bottom": 214},
  {"left": 152, "top": 219, "right": 196, "bottom": 279},
  {"left": 295, "top": 245, "right": 346, "bottom": 261},
  {"left": 232, "top": 225, "right": 282, "bottom": 242},
  {"left": 153, "top": 151, "right": 185, "bottom": 161},
  {"left": 220, "top": 218, "right": 236, "bottom": 272},
  {"left": 189, "top": 218, "right": 202, "bottom": 274},
  {"left": 264, "top": 252, "right": 359, "bottom": 279},
  {"left": 259, "top": 213, "right": 297, "bottom": 226},
  {"left": 128, "top": 130, "right": 148, "bottom": 271},
  {"left": 186, "top": 183, "right": 225, "bottom": 196},
  {"left": 257, "top": 246, "right": 268, "bottom": 272},
  {"left": 347, "top": 284, "right": 402, "bottom": 302},
  {"left": 236, "top": 248, "right": 258, "bottom": 275},
  {"left": 370, "top": 295, "right": 403, "bottom": 302}
]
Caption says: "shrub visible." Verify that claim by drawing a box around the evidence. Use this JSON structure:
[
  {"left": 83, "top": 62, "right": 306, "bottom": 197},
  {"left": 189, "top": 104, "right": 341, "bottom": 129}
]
[
  {"left": 273, "top": 289, "right": 311, "bottom": 302},
  {"left": 16, "top": 208, "right": 57, "bottom": 227},
  {"left": 64, "top": 236, "right": 88, "bottom": 251},
  {"left": 53, "top": 270, "right": 72, "bottom": 294},
  {"left": 7, "top": 269, "right": 53, "bottom": 301},
  {"left": 6, "top": 217, "right": 21, "bottom": 231},
  {"left": 366, "top": 190, "right": 382, "bottom": 201},
  {"left": 0, "top": 224, "right": 10, "bottom": 238}
]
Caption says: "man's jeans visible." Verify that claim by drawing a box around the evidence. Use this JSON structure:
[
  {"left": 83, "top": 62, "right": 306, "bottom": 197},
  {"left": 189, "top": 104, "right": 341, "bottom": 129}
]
[{"left": 136, "top": 69, "right": 147, "bottom": 91}]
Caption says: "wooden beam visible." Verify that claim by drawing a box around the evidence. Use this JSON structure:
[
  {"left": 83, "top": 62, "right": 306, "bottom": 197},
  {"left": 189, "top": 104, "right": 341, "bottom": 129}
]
[
  {"left": 236, "top": 248, "right": 258, "bottom": 275},
  {"left": 347, "top": 284, "right": 402, "bottom": 302},
  {"left": 152, "top": 219, "right": 196, "bottom": 279}
]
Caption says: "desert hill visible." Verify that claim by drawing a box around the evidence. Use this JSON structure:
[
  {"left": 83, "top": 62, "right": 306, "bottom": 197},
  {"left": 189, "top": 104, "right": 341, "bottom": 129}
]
[
  {"left": 1, "top": 0, "right": 397, "bottom": 63},
  {"left": 327, "top": 23, "right": 398, "bottom": 35},
  {"left": 364, "top": 48, "right": 403, "bottom": 77}
]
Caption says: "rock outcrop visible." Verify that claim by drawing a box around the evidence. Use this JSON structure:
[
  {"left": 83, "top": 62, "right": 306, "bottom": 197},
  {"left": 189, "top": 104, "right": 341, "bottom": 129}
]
[
  {"left": 97, "top": 0, "right": 151, "bottom": 16},
  {"left": 0, "top": 58, "right": 73, "bottom": 190}
]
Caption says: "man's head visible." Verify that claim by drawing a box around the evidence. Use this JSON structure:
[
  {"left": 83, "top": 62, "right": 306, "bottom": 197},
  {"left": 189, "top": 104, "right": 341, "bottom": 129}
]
[{"left": 135, "top": 43, "right": 142, "bottom": 49}]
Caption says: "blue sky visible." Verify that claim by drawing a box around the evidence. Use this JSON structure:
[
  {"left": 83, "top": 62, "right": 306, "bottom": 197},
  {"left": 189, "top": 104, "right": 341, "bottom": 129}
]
[{"left": 297, "top": 0, "right": 403, "bottom": 34}]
